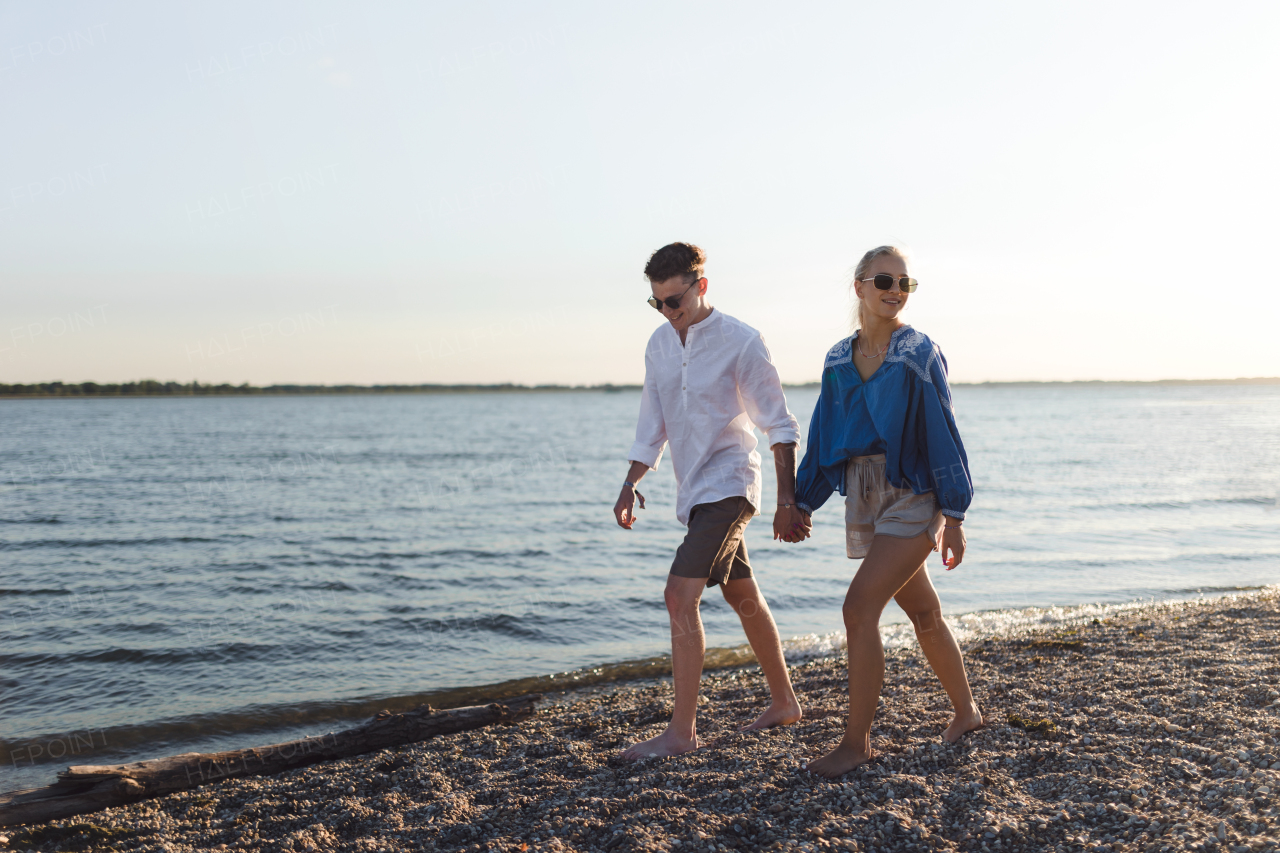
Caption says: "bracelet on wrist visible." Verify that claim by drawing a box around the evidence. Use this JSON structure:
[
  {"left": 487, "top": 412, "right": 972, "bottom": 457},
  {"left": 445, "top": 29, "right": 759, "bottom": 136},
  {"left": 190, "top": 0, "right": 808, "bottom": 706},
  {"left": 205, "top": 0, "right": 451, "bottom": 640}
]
[{"left": 623, "top": 483, "right": 646, "bottom": 510}]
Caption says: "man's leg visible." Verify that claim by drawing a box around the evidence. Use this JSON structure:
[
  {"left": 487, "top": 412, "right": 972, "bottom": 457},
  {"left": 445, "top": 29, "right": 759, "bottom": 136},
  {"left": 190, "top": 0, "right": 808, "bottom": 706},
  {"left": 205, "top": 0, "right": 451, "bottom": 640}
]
[
  {"left": 720, "top": 577, "right": 802, "bottom": 730},
  {"left": 620, "top": 574, "right": 708, "bottom": 759}
]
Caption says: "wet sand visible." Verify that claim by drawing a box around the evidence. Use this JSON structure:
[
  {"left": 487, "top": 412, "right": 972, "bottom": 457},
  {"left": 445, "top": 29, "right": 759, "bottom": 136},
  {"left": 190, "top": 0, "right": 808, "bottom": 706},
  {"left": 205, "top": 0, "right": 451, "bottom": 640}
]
[{"left": 4, "top": 589, "right": 1279, "bottom": 853}]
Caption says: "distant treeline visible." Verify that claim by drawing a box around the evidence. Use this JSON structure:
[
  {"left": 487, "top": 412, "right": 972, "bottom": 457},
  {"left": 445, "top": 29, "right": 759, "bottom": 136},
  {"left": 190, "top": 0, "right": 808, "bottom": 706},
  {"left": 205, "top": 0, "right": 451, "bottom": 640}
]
[
  {"left": 0, "top": 381, "right": 643, "bottom": 398},
  {"left": 954, "top": 377, "right": 1280, "bottom": 387},
  {"left": 2, "top": 377, "right": 1278, "bottom": 399}
]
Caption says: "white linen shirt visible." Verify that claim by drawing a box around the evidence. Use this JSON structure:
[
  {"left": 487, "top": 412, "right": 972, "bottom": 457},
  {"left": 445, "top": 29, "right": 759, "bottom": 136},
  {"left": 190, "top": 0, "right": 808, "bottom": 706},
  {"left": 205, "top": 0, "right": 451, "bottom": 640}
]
[{"left": 628, "top": 309, "right": 801, "bottom": 525}]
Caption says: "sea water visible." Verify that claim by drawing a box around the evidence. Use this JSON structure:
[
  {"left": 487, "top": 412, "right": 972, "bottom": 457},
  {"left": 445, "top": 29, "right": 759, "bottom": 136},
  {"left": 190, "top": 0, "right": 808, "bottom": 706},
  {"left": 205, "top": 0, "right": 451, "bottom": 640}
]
[{"left": 2, "top": 384, "right": 1277, "bottom": 788}]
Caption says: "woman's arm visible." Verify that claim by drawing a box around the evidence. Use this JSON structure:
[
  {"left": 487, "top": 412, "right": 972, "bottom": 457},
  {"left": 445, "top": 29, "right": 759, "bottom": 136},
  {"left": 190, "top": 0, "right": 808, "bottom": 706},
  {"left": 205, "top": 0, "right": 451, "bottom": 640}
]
[
  {"left": 795, "top": 374, "right": 837, "bottom": 517},
  {"left": 920, "top": 347, "right": 973, "bottom": 521},
  {"left": 920, "top": 347, "right": 972, "bottom": 568}
]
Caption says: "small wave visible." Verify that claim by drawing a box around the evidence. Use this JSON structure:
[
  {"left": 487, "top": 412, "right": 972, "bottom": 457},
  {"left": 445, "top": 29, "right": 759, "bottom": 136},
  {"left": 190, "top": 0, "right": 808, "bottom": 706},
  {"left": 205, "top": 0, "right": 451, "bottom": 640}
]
[
  {"left": 0, "top": 588, "right": 75, "bottom": 598},
  {"left": 709, "top": 585, "right": 1280, "bottom": 661},
  {"left": 1, "top": 641, "right": 285, "bottom": 668},
  {"left": 308, "top": 547, "right": 550, "bottom": 563},
  {"left": 1082, "top": 495, "right": 1277, "bottom": 511},
  {"left": 425, "top": 548, "right": 551, "bottom": 559},
  {"left": 895, "top": 584, "right": 1280, "bottom": 650},
  {"left": 400, "top": 613, "right": 551, "bottom": 643},
  {"left": 963, "top": 549, "right": 1279, "bottom": 568},
  {"left": 309, "top": 580, "right": 359, "bottom": 592},
  {"left": 0, "top": 516, "right": 62, "bottom": 524},
  {"left": 1165, "top": 584, "right": 1270, "bottom": 594},
  {"left": 0, "top": 536, "right": 220, "bottom": 551},
  {"left": 276, "top": 558, "right": 355, "bottom": 568},
  {"left": 109, "top": 621, "right": 178, "bottom": 636}
]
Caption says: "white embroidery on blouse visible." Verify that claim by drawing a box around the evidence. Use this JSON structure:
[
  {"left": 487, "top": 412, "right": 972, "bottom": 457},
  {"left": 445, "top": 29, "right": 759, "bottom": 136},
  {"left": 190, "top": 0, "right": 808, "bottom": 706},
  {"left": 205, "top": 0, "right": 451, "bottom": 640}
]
[
  {"left": 824, "top": 337, "right": 853, "bottom": 368},
  {"left": 826, "top": 328, "right": 952, "bottom": 413},
  {"left": 884, "top": 327, "right": 939, "bottom": 384}
]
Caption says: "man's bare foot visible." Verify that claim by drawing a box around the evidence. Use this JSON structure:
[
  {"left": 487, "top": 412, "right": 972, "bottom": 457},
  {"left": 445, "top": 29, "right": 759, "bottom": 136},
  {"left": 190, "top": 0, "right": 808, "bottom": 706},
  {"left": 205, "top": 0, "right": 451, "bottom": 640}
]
[
  {"left": 805, "top": 742, "right": 874, "bottom": 778},
  {"left": 620, "top": 727, "right": 700, "bottom": 761},
  {"left": 943, "top": 705, "right": 985, "bottom": 743},
  {"left": 741, "top": 698, "right": 803, "bottom": 732}
]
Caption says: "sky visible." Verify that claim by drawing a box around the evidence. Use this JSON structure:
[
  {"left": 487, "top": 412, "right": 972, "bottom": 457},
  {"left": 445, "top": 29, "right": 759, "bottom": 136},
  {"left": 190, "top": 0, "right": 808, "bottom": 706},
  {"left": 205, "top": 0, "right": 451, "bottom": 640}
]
[{"left": 2, "top": 1, "right": 1278, "bottom": 386}]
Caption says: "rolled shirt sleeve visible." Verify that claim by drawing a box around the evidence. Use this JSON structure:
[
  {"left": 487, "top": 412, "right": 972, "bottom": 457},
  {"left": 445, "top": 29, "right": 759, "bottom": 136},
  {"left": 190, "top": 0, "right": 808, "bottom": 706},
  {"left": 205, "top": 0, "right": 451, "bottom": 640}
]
[
  {"left": 627, "top": 349, "right": 668, "bottom": 469},
  {"left": 736, "top": 334, "right": 800, "bottom": 448}
]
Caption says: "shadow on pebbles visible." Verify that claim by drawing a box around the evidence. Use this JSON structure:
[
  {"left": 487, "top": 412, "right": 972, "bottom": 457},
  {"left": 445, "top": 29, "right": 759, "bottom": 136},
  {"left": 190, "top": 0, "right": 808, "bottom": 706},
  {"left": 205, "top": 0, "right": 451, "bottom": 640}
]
[{"left": 6, "top": 589, "right": 1280, "bottom": 853}]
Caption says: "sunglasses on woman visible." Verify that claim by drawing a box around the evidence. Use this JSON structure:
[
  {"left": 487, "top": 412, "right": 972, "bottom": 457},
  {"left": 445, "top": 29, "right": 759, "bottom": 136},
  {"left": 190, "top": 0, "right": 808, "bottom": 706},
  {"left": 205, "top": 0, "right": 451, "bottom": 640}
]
[
  {"left": 647, "top": 279, "right": 698, "bottom": 311},
  {"left": 861, "top": 274, "right": 919, "bottom": 292}
]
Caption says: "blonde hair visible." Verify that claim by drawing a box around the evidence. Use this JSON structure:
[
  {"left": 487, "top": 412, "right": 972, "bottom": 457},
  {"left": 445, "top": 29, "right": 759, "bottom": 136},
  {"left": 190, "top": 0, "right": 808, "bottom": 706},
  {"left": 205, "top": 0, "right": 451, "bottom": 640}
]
[{"left": 851, "top": 245, "right": 908, "bottom": 330}]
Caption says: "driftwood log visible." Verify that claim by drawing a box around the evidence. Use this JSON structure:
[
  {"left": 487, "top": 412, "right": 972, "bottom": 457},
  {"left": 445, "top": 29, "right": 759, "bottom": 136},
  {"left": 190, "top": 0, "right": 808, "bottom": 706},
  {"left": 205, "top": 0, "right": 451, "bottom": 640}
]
[{"left": 0, "top": 694, "right": 540, "bottom": 828}]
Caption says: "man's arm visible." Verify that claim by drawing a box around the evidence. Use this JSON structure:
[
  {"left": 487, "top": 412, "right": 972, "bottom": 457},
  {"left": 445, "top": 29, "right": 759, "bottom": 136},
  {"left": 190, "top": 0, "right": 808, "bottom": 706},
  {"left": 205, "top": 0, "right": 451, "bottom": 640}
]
[
  {"left": 614, "top": 460, "right": 651, "bottom": 529},
  {"left": 736, "top": 334, "right": 801, "bottom": 449},
  {"left": 733, "top": 335, "right": 808, "bottom": 542},
  {"left": 771, "top": 442, "right": 811, "bottom": 542},
  {"left": 617, "top": 347, "right": 666, "bottom": 530}
]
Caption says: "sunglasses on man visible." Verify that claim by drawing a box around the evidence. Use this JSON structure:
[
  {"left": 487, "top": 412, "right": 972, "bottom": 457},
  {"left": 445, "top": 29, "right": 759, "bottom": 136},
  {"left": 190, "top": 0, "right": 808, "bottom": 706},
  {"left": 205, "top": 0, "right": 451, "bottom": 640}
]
[
  {"left": 860, "top": 274, "right": 919, "bottom": 293},
  {"left": 647, "top": 279, "right": 699, "bottom": 311}
]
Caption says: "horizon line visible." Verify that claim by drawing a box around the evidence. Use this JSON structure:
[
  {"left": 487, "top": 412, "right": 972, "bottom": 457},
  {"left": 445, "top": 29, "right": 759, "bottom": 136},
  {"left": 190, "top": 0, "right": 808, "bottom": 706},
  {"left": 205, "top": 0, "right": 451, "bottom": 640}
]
[{"left": 2, "top": 376, "right": 1279, "bottom": 399}]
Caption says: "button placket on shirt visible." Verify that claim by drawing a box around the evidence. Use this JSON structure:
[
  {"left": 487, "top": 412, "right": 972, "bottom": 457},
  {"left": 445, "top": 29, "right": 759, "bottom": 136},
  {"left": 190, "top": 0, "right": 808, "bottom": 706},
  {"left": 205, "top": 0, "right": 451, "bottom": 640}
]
[{"left": 681, "top": 326, "right": 694, "bottom": 402}]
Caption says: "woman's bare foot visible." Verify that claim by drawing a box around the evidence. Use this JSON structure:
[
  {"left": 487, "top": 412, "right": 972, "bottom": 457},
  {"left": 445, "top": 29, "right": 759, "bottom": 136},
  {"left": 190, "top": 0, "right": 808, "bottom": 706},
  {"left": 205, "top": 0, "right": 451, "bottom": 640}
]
[
  {"left": 805, "top": 742, "right": 874, "bottom": 778},
  {"left": 943, "top": 705, "right": 984, "bottom": 743},
  {"left": 620, "top": 728, "right": 700, "bottom": 761},
  {"left": 741, "top": 698, "right": 803, "bottom": 732}
]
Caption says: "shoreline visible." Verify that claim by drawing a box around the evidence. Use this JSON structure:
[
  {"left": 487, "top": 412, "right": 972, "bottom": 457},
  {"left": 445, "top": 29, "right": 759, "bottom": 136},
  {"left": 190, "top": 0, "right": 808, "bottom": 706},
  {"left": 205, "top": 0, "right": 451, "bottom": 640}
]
[
  {"left": 4, "top": 588, "right": 1271, "bottom": 794},
  {"left": 4, "top": 588, "right": 1278, "bottom": 852}
]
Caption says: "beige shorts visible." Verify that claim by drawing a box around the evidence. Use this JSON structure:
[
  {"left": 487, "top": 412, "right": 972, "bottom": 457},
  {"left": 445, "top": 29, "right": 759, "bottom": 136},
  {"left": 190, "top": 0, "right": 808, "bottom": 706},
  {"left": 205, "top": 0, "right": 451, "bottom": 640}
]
[{"left": 844, "top": 455, "right": 943, "bottom": 559}]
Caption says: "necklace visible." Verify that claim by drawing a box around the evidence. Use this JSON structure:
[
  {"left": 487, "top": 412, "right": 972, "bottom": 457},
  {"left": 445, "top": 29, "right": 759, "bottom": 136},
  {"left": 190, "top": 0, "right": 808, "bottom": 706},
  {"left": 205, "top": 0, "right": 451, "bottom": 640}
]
[{"left": 857, "top": 338, "right": 889, "bottom": 359}]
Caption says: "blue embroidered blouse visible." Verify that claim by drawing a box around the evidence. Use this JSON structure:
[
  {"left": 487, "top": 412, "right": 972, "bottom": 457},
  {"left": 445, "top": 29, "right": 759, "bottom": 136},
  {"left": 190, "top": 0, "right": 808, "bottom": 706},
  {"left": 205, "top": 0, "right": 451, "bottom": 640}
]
[{"left": 795, "top": 325, "right": 973, "bottom": 520}]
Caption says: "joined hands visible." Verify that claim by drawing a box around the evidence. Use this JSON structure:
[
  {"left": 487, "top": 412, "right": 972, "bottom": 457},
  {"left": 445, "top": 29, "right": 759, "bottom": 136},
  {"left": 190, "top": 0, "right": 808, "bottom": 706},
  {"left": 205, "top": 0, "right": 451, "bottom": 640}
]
[{"left": 774, "top": 505, "right": 811, "bottom": 543}]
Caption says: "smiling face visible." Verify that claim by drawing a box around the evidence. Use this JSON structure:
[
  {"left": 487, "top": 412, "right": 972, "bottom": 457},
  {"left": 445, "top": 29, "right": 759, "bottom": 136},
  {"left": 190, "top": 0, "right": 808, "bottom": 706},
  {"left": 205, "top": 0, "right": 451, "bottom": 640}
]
[
  {"left": 853, "top": 252, "right": 910, "bottom": 324},
  {"left": 650, "top": 275, "right": 708, "bottom": 335}
]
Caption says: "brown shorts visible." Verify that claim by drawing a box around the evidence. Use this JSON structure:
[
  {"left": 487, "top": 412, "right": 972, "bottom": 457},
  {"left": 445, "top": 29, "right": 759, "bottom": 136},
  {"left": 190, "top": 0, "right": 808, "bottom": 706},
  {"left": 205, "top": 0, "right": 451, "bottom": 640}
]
[{"left": 670, "top": 496, "right": 755, "bottom": 588}]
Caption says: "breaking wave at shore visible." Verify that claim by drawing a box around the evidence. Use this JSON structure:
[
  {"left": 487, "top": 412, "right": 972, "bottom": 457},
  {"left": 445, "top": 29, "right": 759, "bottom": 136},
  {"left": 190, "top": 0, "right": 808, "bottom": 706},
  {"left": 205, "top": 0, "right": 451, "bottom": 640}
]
[{"left": 782, "top": 584, "right": 1279, "bottom": 660}]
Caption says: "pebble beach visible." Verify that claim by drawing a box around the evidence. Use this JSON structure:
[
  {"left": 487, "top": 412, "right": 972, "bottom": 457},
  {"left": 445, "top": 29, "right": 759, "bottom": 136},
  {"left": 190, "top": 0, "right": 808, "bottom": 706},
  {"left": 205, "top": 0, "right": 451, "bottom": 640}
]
[{"left": 4, "top": 588, "right": 1279, "bottom": 853}]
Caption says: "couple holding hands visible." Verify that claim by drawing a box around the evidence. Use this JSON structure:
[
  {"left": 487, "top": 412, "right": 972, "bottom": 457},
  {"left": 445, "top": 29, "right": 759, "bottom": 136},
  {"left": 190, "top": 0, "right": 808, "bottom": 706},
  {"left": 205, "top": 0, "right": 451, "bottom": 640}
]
[{"left": 612, "top": 242, "right": 982, "bottom": 777}]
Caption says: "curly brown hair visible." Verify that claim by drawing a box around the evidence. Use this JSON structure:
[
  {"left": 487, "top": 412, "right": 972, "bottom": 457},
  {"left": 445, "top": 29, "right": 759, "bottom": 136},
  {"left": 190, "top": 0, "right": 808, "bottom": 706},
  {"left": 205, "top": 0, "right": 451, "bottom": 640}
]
[{"left": 643, "top": 242, "right": 705, "bottom": 283}]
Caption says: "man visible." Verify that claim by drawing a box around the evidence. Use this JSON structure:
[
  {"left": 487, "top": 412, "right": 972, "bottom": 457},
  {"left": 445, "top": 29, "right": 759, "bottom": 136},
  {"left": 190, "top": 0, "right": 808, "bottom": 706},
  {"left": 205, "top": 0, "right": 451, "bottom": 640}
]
[{"left": 614, "top": 241, "right": 808, "bottom": 759}]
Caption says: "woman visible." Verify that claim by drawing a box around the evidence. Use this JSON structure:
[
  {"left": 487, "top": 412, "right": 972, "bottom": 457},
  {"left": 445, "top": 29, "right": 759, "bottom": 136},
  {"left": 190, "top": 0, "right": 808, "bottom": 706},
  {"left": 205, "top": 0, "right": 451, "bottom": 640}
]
[{"left": 794, "top": 245, "right": 983, "bottom": 778}]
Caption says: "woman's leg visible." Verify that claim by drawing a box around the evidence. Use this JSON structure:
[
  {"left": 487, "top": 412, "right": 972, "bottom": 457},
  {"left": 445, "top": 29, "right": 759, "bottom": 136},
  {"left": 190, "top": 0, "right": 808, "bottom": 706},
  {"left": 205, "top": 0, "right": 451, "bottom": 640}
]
[
  {"left": 892, "top": 564, "right": 984, "bottom": 742},
  {"left": 806, "top": 533, "right": 936, "bottom": 778}
]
